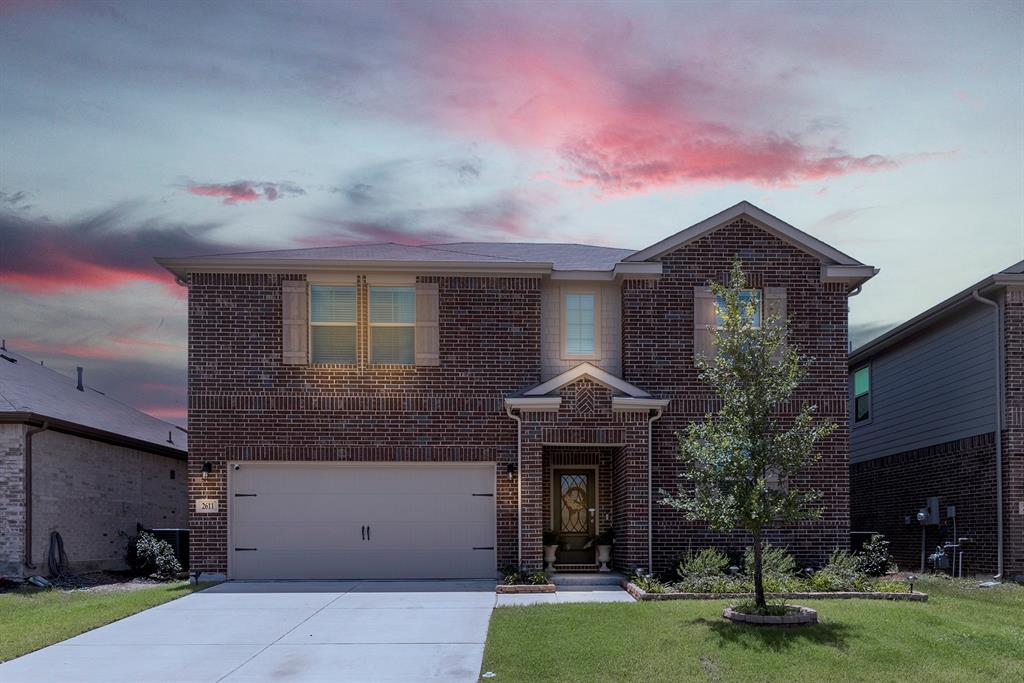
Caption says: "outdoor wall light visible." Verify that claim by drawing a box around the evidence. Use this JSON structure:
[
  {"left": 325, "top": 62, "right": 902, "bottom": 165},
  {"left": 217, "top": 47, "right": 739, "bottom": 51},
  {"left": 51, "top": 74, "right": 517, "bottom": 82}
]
[
  {"left": 506, "top": 463, "right": 516, "bottom": 481},
  {"left": 201, "top": 462, "right": 213, "bottom": 479}
]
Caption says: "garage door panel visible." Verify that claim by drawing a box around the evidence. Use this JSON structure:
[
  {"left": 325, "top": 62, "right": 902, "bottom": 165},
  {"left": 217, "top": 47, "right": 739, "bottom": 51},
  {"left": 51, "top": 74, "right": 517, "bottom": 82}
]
[{"left": 229, "top": 463, "right": 496, "bottom": 580}]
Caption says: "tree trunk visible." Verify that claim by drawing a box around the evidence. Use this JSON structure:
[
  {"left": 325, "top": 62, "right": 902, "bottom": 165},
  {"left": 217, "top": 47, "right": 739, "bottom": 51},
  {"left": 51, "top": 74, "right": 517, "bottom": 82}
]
[{"left": 752, "top": 528, "right": 765, "bottom": 610}]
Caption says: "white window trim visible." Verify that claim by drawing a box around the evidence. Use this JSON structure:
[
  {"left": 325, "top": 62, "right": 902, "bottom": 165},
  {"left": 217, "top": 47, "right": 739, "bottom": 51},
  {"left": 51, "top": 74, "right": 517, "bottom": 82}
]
[
  {"left": 309, "top": 284, "right": 357, "bottom": 365},
  {"left": 368, "top": 284, "right": 416, "bottom": 366},
  {"left": 716, "top": 288, "right": 762, "bottom": 329},
  {"left": 560, "top": 285, "right": 602, "bottom": 360}
]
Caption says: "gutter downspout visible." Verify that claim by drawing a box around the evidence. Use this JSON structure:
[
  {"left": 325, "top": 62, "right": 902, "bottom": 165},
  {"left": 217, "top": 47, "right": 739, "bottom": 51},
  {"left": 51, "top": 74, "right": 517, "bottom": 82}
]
[
  {"left": 647, "top": 408, "right": 664, "bottom": 573},
  {"left": 505, "top": 405, "right": 523, "bottom": 568},
  {"left": 24, "top": 421, "right": 49, "bottom": 570},
  {"left": 972, "top": 289, "right": 1003, "bottom": 579}
]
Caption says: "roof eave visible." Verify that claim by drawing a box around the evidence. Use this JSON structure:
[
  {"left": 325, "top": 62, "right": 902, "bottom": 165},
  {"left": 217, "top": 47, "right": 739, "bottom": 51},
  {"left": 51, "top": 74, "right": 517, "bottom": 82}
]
[
  {"left": 155, "top": 257, "right": 554, "bottom": 280},
  {"left": 0, "top": 411, "right": 187, "bottom": 459},
  {"left": 849, "top": 273, "right": 1023, "bottom": 365}
]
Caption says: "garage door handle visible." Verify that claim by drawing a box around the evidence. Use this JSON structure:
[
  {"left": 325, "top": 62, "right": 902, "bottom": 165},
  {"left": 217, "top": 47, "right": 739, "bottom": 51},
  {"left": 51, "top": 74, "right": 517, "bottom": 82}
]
[
  {"left": 361, "top": 525, "right": 365, "bottom": 540},
  {"left": 473, "top": 546, "right": 494, "bottom": 551},
  {"left": 234, "top": 547, "right": 258, "bottom": 552},
  {"left": 366, "top": 525, "right": 371, "bottom": 541}
]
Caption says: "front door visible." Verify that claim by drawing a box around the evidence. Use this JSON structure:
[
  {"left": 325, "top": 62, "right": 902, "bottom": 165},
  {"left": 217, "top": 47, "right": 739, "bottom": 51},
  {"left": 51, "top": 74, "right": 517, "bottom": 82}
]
[{"left": 553, "top": 469, "right": 596, "bottom": 565}]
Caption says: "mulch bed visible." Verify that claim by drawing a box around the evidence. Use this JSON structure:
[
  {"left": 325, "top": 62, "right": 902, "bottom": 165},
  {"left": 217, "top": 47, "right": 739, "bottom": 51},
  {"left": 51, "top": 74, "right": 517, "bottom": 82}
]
[{"left": 623, "top": 581, "right": 928, "bottom": 602}]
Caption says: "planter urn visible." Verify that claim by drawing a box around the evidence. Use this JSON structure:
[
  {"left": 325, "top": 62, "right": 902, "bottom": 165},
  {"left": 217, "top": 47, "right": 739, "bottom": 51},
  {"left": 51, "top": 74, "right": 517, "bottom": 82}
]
[
  {"left": 543, "top": 545, "right": 558, "bottom": 570},
  {"left": 596, "top": 545, "right": 612, "bottom": 572}
]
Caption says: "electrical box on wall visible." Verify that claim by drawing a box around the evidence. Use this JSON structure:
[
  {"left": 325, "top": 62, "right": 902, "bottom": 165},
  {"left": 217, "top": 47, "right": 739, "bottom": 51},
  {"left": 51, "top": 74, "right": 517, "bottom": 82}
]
[
  {"left": 917, "top": 497, "right": 940, "bottom": 525},
  {"left": 947, "top": 505, "right": 956, "bottom": 519}
]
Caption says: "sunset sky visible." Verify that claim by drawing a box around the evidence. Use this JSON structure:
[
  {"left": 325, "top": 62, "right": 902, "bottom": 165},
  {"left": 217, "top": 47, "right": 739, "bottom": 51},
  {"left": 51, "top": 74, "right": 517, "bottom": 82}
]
[{"left": 1, "top": 0, "right": 1022, "bottom": 425}]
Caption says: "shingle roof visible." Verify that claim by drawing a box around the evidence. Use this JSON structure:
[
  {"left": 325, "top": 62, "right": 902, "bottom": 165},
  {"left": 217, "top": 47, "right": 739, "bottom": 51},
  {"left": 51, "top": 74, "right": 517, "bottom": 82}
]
[
  {"left": 0, "top": 348, "right": 186, "bottom": 454},
  {"left": 183, "top": 241, "right": 636, "bottom": 271}
]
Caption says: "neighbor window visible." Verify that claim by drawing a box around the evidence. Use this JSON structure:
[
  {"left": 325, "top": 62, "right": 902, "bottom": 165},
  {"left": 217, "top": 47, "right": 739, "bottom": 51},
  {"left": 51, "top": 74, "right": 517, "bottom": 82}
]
[
  {"left": 853, "top": 365, "right": 871, "bottom": 422},
  {"left": 565, "top": 292, "right": 596, "bottom": 356},
  {"left": 716, "top": 289, "right": 761, "bottom": 328},
  {"left": 369, "top": 286, "right": 415, "bottom": 364},
  {"left": 310, "top": 285, "right": 357, "bottom": 363}
]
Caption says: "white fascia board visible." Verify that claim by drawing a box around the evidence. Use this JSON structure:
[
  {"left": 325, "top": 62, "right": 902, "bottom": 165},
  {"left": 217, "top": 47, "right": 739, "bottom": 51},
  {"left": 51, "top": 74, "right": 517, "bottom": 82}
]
[
  {"left": 549, "top": 270, "right": 616, "bottom": 281},
  {"left": 504, "top": 397, "right": 562, "bottom": 412},
  {"left": 611, "top": 397, "right": 671, "bottom": 412},
  {"left": 613, "top": 262, "right": 662, "bottom": 278},
  {"left": 821, "top": 264, "right": 879, "bottom": 285},
  {"left": 625, "top": 201, "right": 863, "bottom": 266},
  {"left": 155, "top": 258, "right": 553, "bottom": 279},
  {"left": 523, "top": 362, "right": 652, "bottom": 398}
]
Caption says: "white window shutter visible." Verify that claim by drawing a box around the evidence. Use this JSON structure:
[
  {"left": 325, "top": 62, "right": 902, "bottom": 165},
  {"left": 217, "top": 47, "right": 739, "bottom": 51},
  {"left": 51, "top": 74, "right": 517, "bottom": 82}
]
[
  {"left": 281, "top": 280, "right": 309, "bottom": 365},
  {"left": 693, "top": 286, "right": 717, "bottom": 366},
  {"left": 764, "top": 287, "right": 787, "bottom": 361},
  {"left": 415, "top": 282, "right": 440, "bottom": 366}
]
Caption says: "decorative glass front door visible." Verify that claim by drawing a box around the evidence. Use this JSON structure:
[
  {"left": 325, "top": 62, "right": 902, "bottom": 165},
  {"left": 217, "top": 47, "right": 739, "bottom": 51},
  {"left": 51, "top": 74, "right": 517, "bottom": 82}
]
[{"left": 553, "top": 469, "right": 596, "bottom": 564}]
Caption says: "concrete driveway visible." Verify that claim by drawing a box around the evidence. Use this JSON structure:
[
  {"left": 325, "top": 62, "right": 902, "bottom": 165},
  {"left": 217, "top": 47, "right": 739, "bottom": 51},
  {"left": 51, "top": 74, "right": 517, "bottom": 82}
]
[{"left": 0, "top": 580, "right": 496, "bottom": 683}]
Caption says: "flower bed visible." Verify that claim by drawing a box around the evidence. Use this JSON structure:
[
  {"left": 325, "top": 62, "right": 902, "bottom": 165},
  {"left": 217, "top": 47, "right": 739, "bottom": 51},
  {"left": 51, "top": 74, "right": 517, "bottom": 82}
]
[
  {"left": 496, "top": 582, "right": 557, "bottom": 594},
  {"left": 623, "top": 580, "right": 928, "bottom": 602}
]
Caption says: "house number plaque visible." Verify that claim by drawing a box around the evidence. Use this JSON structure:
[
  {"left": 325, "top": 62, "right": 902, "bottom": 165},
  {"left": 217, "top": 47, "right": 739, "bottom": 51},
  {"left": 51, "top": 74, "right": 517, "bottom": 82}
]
[{"left": 195, "top": 499, "right": 219, "bottom": 513}]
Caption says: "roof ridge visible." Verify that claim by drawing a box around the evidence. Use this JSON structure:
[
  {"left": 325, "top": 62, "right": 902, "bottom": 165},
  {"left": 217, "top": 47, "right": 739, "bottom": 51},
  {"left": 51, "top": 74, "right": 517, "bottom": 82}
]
[{"left": 413, "top": 244, "right": 530, "bottom": 262}]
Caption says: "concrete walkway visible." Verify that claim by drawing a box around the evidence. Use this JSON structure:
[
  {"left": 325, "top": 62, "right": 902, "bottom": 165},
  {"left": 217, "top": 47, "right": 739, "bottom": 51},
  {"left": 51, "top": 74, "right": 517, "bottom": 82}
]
[{"left": 0, "top": 580, "right": 633, "bottom": 683}]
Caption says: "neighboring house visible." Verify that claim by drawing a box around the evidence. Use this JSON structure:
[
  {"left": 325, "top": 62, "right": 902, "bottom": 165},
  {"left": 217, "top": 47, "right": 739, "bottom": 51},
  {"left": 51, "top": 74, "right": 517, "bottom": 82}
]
[
  {"left": 0, "top": 346, "right": 188, "bottom": 577},
  {"left": 157, "top": 201, "right": 875, "bottom": 581},
  {"left": 849, "top": 261, "right": 1023, "bottom": 578}
]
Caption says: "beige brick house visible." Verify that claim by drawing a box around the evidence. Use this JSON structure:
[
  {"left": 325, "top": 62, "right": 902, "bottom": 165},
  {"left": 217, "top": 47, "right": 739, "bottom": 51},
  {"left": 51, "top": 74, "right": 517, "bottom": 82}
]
[{"left": 0, "top": 346, "right": 188, "bottom": 577}]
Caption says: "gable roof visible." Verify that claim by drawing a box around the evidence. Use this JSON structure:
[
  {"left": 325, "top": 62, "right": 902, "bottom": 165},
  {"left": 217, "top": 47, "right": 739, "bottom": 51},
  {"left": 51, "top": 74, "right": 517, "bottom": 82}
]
[
  {"left": 849, "top": 259, "right": 1024, "bottom": 365},
  {"left": 520, "top": 362, "right": 652, "bottom": 398},
  {"left": 0, "top": 348, "right": 186, "bottom": 457},
  {"left": 624, "top": 200, "right": 865, "bottom": 266},
  {"left": 156, "top": 201, "right": 872, "bottom": 287}
]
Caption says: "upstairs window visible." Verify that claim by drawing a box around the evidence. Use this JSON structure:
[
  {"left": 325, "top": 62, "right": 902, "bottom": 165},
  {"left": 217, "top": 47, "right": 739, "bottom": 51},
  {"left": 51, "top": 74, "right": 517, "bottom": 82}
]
[
  {"left": 370, "top": 286, "right": 416, "bottom": 364},
  {"left": 853, "top": 365, "right": 871, "bottom": 423},
  {"left": 716, "top": 289, "right": 762, "bottom": 328},
  {"left": 310, "top": 285, "right": 357, "bottom": 363},
  {"left": 564, "top": 292, "right": 597, "bottom": 356}
]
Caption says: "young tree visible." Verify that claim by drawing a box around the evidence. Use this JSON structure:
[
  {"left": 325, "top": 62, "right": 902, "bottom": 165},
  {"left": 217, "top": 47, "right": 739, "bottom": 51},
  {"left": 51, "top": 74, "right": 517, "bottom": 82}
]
[{"left": 662, "top": 261, "right": 836, "bottom": 610}]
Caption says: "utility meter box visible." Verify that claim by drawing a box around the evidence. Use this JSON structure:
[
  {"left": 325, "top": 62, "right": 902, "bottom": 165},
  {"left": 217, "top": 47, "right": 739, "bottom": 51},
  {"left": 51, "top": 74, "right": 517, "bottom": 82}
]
[{"left": 920, "top": 496, "right": 940, "bottom": 525}]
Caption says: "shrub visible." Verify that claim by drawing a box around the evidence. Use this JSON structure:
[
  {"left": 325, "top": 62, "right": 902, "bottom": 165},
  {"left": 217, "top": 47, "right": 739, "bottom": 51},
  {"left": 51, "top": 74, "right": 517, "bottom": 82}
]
[
  {"left": 743, "top": 543, "right": 796, "bottom": 579},
  {"left": 631, "top": 570, "right": 668, "bottom": 593},
  {"left": 808, "top": 549, "right": 865, "bottom": 592},
  {"left": 858, "top": 534, "right": 898, "bottom": 576},
  {"left": 676, "top": 548, "right": 730, "bottom": 592},
  {"left": 128, "top": 532, "right": 181, "bottom": 580},
  {"left": 501, "top": 565, "right": 550, "bottom": 585},
  {"left": 871, "top": 578, "right": 908, "bottom": 593}
]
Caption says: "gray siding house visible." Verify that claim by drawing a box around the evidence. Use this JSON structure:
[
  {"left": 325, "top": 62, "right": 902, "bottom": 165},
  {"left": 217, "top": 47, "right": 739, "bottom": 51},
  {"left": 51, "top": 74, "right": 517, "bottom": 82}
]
[
  {"left": 849, "top": 261, "right": 1024, "bottom": 578},
  {"left": 0, "top": 345, "right": 188, "bottom": 577}
]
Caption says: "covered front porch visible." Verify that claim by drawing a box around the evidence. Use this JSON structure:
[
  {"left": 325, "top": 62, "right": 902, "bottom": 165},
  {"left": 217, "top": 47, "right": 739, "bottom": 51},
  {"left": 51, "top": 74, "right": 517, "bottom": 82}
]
[{"left": 505, "top": 363, "right": 669, "bottom": 575}]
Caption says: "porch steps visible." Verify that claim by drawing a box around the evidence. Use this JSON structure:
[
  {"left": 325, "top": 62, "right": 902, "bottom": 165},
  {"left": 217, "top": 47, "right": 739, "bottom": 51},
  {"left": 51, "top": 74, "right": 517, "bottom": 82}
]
[{"left": 550, "top": 571, "right": 626, "bottom": 587}]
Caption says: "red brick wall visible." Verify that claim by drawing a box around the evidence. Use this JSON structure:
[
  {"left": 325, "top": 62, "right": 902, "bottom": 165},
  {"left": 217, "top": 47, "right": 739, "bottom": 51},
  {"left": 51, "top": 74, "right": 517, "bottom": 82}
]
[
  {"left": 1003, "top": 287, "right": 1024, "bottom": 576},
  {"left": 850, "top": 433, "right": 998, "bottom": 575},
  {"left": 186, "top": 218, "right": 853, "bottom": 577},
  {"left": 623, "top": 219, "right": 852, "bottom": 573},
  {"left": 187, "top": 272, "right": 542, "bottom": 574}
]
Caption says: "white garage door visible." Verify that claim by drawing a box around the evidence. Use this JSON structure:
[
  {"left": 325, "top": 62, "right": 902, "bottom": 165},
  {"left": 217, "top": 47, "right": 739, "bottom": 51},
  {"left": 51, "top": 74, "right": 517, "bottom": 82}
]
[{"left": 228, "top": 462, "right": 497, "bottom": 580}]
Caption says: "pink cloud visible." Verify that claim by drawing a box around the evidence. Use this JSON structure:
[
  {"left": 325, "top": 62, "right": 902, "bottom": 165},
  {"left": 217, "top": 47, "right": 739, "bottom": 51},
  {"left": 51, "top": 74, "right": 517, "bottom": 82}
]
[
  {"left": 401, "top": 9, "right": 905, "bottom": 194},
  {"left": 184, "top": 180, "right": 305, "bottom": 205}
]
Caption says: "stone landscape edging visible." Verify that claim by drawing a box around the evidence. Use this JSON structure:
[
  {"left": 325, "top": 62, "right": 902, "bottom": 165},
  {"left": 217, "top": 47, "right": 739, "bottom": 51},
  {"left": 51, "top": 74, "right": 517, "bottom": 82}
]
[
  {"left": 623, "top": 581, "right": 928, "bottom": 602},
  {"left": 496, "top": 583, "right": 557, "bottom": 594}
]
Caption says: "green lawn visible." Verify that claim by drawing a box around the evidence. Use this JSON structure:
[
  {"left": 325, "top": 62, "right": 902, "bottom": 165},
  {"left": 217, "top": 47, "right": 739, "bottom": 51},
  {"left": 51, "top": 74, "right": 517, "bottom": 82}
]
[
  {"left": 0, "top": 581, "right": 200, "bottom": 662},
  {"left": 482, "top": 578, "right": 1024, "bottom": 682}
]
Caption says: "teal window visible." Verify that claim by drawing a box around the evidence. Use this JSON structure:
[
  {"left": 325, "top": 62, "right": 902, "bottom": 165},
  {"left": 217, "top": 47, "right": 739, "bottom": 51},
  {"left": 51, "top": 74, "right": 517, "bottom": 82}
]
[
  {"left": 716, "top": 289, "right": 762, "bottom": 328},
  {"left": 565, "top": 293, "right": 596, "bottom": 355},
  {"left": 310, "top": 285, "right": 357, "bottom": 363},
  {"left": 370, "top": 286, "right": 416, "bottom": 364},
  {"left": 853, "top": 366, "right": 870, "bottom": 422}
]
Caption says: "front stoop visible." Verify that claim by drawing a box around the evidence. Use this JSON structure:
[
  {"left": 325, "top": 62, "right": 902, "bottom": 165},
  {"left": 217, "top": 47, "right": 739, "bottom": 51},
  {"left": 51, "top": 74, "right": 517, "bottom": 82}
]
[{"left": 551, "top": 571, "right": 626, "bottom": 587}]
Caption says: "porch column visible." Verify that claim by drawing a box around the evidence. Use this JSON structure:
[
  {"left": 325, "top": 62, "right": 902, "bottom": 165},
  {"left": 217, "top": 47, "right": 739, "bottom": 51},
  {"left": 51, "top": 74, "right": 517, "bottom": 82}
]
[
  {"left": 519, "top": 421, "right": 545, "bottom": 571},
  {"left": 612, "top": 428, "right": 651, "bottom": 572}
]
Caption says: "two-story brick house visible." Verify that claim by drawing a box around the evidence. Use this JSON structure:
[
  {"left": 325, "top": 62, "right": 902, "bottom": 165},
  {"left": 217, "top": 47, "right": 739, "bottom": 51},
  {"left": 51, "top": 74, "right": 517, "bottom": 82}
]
[{"left": 158, "top": 201, "right": 876, "bottom": 581}]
